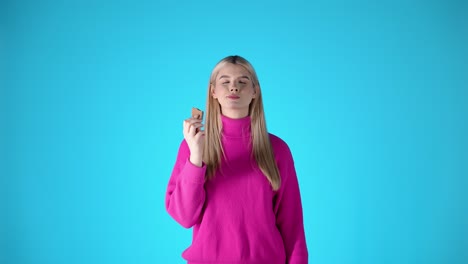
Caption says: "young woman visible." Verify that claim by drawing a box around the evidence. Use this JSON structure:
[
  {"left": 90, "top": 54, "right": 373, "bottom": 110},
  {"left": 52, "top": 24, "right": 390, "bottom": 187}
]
[{"left": 165, "top": 55, "right": 308, "bottom": 264}]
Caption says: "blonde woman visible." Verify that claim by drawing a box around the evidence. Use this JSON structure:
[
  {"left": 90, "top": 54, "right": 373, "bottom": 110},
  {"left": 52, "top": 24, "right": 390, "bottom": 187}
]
[{"left": 165, "top": 55, "right": 308, "bottom": 264}]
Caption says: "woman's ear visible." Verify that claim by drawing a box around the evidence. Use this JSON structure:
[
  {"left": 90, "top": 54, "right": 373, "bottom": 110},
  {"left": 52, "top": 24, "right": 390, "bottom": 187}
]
[{"left": 211, "top": 84, "right": 217, "bottom": 99}]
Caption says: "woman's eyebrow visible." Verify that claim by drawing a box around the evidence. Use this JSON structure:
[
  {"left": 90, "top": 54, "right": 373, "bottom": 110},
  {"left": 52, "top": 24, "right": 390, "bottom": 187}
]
[{"left": 219, "top": 75, "right": 251, "bottom": 80}]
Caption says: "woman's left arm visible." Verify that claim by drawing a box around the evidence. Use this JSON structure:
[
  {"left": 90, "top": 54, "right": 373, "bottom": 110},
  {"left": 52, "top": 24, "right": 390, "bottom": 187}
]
[{"left": 273, "top": 140, "right": 309, "bottom": 264}]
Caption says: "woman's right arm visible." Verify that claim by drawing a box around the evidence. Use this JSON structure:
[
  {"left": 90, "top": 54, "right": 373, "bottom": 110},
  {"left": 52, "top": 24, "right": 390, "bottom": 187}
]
[{"left": 165, "top": 117, "right": 206, "bottom": 228}]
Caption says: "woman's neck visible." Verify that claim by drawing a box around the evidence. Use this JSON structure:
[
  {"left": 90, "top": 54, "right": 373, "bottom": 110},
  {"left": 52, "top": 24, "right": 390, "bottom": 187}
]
[{"left": 220, "top": 109, "right": 249, "bottom": 119}]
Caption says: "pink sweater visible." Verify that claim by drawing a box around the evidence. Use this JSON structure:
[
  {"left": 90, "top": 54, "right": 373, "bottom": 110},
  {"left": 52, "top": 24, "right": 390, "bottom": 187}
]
[{"left": 166, "top": 115, "right": 308, "bottom": 264}]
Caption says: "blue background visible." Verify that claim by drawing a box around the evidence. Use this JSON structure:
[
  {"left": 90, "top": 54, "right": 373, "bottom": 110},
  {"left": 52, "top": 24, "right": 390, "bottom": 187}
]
[{"left": 3, "top": 0, "right": 467, "bottom": 263}]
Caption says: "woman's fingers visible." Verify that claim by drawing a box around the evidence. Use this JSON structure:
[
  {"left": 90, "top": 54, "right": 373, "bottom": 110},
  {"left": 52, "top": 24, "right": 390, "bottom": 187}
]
[
  {"left": 184, "top": 118, "right": 202, "bottom": 128},
  {"left": 183, "top": 118, "right": 204, "bottom": 137},
  {"left": 185, "top": 117, "right": 202, "bottom": 123},
  {"left": 194, "top": 130, "right": 205, "bottom": 140},
  {"left": 186, "top": 122, "right": 203, "bottom": 133}
]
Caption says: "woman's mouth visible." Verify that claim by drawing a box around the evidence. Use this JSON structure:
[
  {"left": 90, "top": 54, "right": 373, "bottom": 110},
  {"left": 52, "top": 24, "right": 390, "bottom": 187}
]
[{"left": 227, "top": 95, "right": 240, "bottom": 99}]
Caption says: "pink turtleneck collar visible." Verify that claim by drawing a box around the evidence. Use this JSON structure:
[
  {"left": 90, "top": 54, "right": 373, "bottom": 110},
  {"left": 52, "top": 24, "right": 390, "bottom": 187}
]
[{"left": 220, "top": 114, "right": 251, "bottom": 138}]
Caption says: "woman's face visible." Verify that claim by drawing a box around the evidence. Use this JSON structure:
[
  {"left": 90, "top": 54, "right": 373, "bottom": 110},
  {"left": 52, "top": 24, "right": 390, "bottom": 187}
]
[{"left": 212, "top": 63, "right": 256, "bottom": 118}]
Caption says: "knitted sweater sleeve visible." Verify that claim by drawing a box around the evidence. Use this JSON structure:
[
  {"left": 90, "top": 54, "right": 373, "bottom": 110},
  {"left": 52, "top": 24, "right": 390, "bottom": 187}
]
[
  {"left": 165, "top": 140, "right": 207, "bottom": 228},
  {"left": 272, "top": 136, "right": 309, "bottom": 264}
]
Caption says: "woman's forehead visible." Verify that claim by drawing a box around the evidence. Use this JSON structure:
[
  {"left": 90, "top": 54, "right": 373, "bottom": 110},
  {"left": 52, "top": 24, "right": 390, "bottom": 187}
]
[{"left": 216, "top": 64, "right": 251, "bottom": 79}]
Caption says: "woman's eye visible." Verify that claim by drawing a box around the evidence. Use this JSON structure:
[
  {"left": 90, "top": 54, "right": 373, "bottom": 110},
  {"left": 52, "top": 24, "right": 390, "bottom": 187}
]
[
  {"left": 223, "top": 82, "right": 229, "bottom": 84},
  {"left": 239, "top": 82, "right": 246, "bottom": 84}
]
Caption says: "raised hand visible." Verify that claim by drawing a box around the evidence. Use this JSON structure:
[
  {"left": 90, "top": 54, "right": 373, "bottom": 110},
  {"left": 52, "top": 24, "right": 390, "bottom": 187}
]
[{"left": 183, "top": 115, "right": 205, "bottom": 167}]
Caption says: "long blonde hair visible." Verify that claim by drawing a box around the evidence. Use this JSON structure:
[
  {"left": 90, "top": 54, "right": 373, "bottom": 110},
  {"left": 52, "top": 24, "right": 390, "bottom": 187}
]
[{"left": 203, "top": 55, "right": 281, "bottom": 191}]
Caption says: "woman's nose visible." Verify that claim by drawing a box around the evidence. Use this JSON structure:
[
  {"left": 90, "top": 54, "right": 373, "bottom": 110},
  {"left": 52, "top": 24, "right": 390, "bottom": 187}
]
[{"left": 230, "top": 83, "right": 239, "bottom": 92}]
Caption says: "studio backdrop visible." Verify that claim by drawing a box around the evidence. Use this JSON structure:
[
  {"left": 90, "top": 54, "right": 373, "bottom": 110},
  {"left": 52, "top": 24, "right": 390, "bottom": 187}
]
[{"left": 3, "top": 0, "right": 467, "bottom": 263}]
